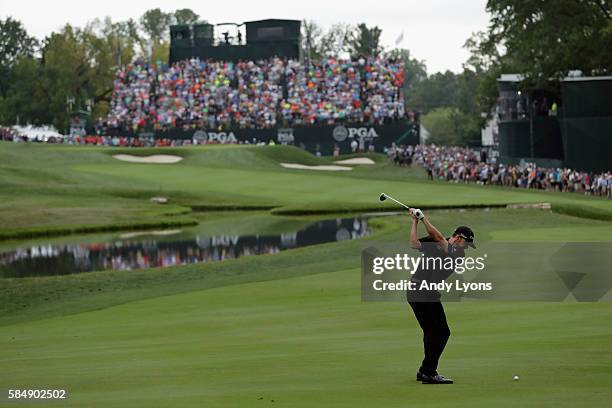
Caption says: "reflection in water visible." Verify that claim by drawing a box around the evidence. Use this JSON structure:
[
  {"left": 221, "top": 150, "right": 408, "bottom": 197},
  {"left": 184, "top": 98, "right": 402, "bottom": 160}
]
[{"left": 0, "top": 217, "right": 370, "bottom": 278}]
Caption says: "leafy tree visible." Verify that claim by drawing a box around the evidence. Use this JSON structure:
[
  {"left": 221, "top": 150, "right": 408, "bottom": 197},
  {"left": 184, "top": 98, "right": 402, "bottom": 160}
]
[
  {"left": 140, "top": 8, "right": 173, "bottom": 44},
  {"left": 0, "top": 17, "right": 38, "bottom": 98},
  {"left": 83, "top": 18, "right": 140, "bottom": 118},
  {"left": 302, "top": 21, "right": 353, "bottom": 61},
  {"left": 405, "top": 66, "right": 485, "bottom": 129},
  {"left": 473, "top": 0, "right": 612, "bottom": 87},
  {"left": 151, "top": 41, "right": 170, "bottom": 65},
  {"left": 463, "top": 31, "right": 507, "bottom": 118},
  {"left": 455, "top": 68, "right": 482, "bottom": 117},
  {"left": 40, "top": 24, "right": 95, "bottom": 130},
  {"left": 124, "top": 18, "right": 147, "bottom": 58},
  {"left": 421, "top": 107, "right": 457, "bottom": 145},
  {"left": 0, "top": 17, "right": 38, "bottom": 67},
  {"left": 453, "top": 108, "right": 482, "bottom": 146},
  {"left": 0, "top": 57, "right": 48, "bottom": 125},
  {"left": 92, "top": 17, "right": 139, "bottom": 68},
  {"left": 347, "top": 23, "right": 383, "bottom": 57},
  {"left": 301, "top": 20, "right": 324, "bottom": 62},
  {"left": 461, "top": 1, "right": 612, "bottom": 126},
  {"left": 174, "top": 9, "right": 200, "bottom": 25},
  {"left": 319, "top": 23, "right": 351, "bottom": 57},
  {"left": 1, "top": 19, "right": 139, "bottom": 129},
  {"left": 422, "top": 107, "right": 481, "bottom": 146},
  {"left": 407, "top": 71, "right": 460, "bottom": 113}
]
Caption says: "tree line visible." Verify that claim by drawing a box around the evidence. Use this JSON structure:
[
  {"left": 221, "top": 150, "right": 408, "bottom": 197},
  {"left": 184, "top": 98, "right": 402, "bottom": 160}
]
[
  {"left": 1, "top": 1, "right": 610, "bottom": 145},
  {"left": 0, "top": 8, "right": 201, "bottom": 131}
]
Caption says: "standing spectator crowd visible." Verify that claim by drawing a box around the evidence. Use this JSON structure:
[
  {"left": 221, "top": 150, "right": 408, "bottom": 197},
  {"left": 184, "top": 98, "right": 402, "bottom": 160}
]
[
  {"left": 388, "top": 143, "right": 611, "bottom": 198},
  {"left": 0, "top": 127, "right": 18, "bottom": 141},
  {"left": 3, "top": 133, "right": 270, "bottom": 147}
]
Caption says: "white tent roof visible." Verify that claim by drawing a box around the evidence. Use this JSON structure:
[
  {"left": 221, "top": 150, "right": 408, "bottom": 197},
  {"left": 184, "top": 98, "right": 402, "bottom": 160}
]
[{"left": 13, "top": 125, "right": 64, "bottom": 139}]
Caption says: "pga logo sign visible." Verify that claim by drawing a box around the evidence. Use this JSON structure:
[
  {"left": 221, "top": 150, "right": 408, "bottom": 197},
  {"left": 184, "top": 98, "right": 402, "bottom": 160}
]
[
  {"left": 332, "top": 126, "right": 379, "bottom": 142},
  {"left": 193, "top": 130, "right": 238, "bottom": 144}
]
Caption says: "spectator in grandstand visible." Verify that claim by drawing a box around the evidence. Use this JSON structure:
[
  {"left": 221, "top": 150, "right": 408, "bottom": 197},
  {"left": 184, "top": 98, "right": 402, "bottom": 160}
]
[
  {"left": 281, "top": 57, "right": 362, "bottom": 125},
  {"left": 102, "top": 56, "right": 407, "bottom": 132},
  {"left": 106, "top": 61, "right": 156, "bottom": 131}
]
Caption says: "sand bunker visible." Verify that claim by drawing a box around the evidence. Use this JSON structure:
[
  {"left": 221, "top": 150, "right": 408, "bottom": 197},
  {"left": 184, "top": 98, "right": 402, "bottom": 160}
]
[
  {"left": 112, "top": 154, "right": 183, "bottom": 164},
  {"left": 280, "top": 163, "right": 352, "bottom": 171},
  {"left": 119, "top": 229, "right": 183, "bottom": 239},
  {"left": 333, "top": 157, "right": 375, "bottom": 165}
]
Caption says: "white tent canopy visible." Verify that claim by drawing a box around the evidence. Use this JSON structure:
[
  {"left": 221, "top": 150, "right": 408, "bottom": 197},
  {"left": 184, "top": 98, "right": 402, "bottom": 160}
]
[{"left": 13, "top": 125, "right": 64, "bottom": 142}]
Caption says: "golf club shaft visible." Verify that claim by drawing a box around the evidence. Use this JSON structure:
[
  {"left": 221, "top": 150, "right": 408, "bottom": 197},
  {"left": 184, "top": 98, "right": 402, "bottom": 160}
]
[{"left": 384, "top": 194, "right": 411, "bottom": 211}]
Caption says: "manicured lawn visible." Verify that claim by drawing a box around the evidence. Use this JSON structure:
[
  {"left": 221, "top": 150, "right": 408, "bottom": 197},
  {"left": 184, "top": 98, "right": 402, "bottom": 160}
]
[
  {"left": 1, "top": 142, "right": 611, "bottom": 407},
  {"left": 1, "top": 142, "right": 611, "bottom": 237},
  {"left": 3, "top": 265, "right": 611, "bottom": 407}
]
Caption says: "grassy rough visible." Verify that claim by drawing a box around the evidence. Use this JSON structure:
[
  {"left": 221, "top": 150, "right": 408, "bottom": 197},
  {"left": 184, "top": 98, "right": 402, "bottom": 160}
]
[
  {"left": 551, "top": 202, "right": 612, "bottom": 222},
  {"left": 0, "top": 217, "right": 197, "bottom": 240}
]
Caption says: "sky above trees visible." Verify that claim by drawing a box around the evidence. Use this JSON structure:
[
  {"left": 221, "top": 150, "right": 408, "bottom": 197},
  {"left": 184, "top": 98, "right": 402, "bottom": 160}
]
[{"left": 0, "top": 0, "right": 489, "bottom": 73}]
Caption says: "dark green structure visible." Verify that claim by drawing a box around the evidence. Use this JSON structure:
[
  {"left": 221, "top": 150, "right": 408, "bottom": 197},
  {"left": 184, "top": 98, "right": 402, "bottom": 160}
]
[
  {"left": 106, "top": 122, "right": 419, "bottom": 156},
  {"left": 497, "top": 75, "right": 612, "bottom": 172},
  {"left": 559, "top": 77, "right": 612, "bottom": 172},
  {"left": 169, "top": 19, "right": 301, "bottom": 63}
]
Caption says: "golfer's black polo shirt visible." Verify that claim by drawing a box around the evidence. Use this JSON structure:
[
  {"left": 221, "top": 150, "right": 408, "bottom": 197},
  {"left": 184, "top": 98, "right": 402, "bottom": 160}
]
[{"left": 413, "top": 236, "right": 465, "bottom": 284}]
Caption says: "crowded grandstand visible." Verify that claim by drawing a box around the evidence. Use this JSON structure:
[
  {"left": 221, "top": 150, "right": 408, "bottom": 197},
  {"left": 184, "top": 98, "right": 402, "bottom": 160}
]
[{"left": 102, "top": 56, "right": 405, "bottom": 132}]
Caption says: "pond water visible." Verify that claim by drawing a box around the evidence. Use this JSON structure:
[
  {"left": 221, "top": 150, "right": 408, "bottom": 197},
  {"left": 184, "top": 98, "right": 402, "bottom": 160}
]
[{"left": 0, "top": 215, "right": 371, "bottom": 278}]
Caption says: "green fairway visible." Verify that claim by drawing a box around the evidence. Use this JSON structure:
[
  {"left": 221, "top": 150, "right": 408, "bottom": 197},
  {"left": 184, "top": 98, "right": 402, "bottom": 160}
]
[
  {"left": 3, "top": 264, "right": 611, "bottom": 407},
  {"left": 1, "top": 142, "right": 611, "bottom": 407},
  {"left": 1, "top": 142, "right": 611, "bottom": 238}
]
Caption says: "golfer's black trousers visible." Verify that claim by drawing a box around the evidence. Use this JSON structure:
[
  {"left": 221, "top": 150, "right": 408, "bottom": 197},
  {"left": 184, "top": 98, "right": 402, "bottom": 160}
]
[{"left": 409, "top": 301, "right": 450, "bottom": 376}]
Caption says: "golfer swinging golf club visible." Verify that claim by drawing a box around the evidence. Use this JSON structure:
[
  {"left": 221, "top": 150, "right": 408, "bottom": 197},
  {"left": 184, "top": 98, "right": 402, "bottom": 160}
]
[{"left": 407, "top": 206, "right": 475, "bottom": 384}]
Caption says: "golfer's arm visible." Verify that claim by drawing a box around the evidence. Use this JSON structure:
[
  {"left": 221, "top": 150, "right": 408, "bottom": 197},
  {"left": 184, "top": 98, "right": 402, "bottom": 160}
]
[
  {"left": 421, "top": 216, "right": 449, "bottom": 252},
  {"left": 410, "top": 218, "right": 421, "bottom": 249}
]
